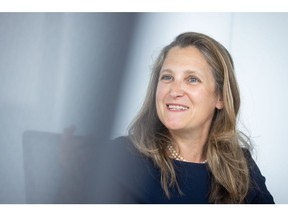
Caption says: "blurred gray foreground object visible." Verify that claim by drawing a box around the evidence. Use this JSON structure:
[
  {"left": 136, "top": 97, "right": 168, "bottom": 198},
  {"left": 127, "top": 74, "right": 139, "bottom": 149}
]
[{"left": 22, "top": 130, "right": 101, "bottom": 203}]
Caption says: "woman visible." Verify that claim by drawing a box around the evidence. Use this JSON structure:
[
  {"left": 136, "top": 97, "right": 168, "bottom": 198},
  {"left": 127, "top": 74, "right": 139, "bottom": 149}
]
[{"left": 95, "top": 32, "right": 274, "bottom": 204}]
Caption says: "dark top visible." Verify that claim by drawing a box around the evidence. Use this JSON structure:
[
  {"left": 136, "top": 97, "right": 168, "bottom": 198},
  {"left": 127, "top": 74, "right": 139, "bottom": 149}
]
[{"left": 93, "top": 136, "right": 274, "bottom": 204}]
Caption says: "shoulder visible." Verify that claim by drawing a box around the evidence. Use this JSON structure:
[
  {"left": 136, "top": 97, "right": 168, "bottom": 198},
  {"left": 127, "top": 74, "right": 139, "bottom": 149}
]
[
  {"left": 104, "top": 136, "right": 149, "bottom": 166},
  {"left": 108, "top": 136, "right": 140, "bottom": 156},
  {"left": 105, "top": 136, "right": 156, "bottom": 183},
  {"left": 242, "top": 148, "right": 275, "bottom": 204},
  {"left": 110, "top": 136, "right": 133, "bottom": 146}
]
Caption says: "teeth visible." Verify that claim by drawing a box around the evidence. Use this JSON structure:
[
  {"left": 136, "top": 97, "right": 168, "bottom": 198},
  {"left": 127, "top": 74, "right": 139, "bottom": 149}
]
[{"left": 168, "top": 105, "right": 189, "bottom": 111}]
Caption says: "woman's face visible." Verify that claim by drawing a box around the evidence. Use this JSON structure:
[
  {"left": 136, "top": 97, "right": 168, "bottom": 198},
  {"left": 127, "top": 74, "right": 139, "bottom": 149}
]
[{"left": 156, "top": 46, "right": 223, "bottom": 135}]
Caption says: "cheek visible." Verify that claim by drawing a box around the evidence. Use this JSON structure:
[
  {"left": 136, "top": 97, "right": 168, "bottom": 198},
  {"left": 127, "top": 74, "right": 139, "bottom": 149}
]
[
  {"left": 187, "top": 88, "right": 216, "bottom": 105},
  {"left": 186, "top": 88, "right": 204, "bottom": 100},
  {"left": 155, "top": 83, "right": 166, "bottom": 102},
  {"left": 155, "top": 84, "right": 168, "bottom": 117}
]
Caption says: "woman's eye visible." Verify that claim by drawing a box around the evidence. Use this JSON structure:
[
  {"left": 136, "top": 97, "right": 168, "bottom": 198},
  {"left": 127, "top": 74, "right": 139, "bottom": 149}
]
[
  {"left": 160, "top": 75, "right": 173, "bottom": 81},
  {"left": 187, "top": 76, "right": 199, "bottom": 84}
]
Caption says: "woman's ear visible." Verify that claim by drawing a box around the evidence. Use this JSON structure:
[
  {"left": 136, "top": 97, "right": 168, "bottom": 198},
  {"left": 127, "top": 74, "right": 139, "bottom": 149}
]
[{"left": 215, "top": 97, "right": 224, "bottom": 110}]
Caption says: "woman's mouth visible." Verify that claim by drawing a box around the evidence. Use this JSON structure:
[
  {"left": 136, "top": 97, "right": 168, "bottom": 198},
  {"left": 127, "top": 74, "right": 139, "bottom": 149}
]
[{"left": 167, "top": 104, "right": 189, "bottom": 111}]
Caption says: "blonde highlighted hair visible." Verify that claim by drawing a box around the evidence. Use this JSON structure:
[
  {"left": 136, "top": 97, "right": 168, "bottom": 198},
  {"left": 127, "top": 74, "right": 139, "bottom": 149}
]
[{"left": 128, "top": 32, "right": 251, "bottom": 203}]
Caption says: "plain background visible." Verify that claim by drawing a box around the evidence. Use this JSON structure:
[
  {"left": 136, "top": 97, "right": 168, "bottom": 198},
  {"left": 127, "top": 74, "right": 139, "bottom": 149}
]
[{"left": 0, "top": 12, "right": 287, "bottom": 204}]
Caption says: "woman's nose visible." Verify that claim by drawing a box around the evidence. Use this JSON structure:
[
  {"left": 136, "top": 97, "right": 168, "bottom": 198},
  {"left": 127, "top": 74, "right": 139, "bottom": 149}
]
[{"left": 169, "top": 82, "right": 184, "bottom": 98}]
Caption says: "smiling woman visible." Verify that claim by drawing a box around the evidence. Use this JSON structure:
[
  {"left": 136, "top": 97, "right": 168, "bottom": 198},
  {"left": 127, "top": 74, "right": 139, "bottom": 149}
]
[
  {"left": 95, "top": 32, "right": 274, "bottom": 204},
  {"left": 156, "top": 47, "right": 223, "bottom": 149}
]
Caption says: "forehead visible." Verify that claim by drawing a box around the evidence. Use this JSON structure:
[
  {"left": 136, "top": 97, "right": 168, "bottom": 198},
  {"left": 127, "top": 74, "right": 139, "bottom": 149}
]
[{"left": 161, "top": 46, "right": 211, "bottom": 74}]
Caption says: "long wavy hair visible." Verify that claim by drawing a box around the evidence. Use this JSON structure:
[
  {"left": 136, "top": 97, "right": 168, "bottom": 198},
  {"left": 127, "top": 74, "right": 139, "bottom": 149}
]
[{"left": 128, "top": 32, "right": 251, "bottom": 203}]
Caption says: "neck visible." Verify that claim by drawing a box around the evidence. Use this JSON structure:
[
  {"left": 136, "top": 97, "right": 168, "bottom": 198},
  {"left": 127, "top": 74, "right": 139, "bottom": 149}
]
[{"left": 169, "top": 129, "right": 208, "bottom": 163}]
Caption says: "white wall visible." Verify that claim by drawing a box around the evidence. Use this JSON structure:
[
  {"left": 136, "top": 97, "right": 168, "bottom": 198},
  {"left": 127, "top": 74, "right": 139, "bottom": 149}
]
[
  {"left": 112, "top": 13, "right": 288, "bottom": 203},
  {"left": 231, "top": 13, "right": 288, "bottom": 204}
]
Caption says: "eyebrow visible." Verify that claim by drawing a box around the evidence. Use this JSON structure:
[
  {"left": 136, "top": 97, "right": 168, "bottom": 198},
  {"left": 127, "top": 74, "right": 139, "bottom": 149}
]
[
  {"left": 159, "top": 69, "right": 172, "bottom": 74},
  {"left": 160, "top": 69, "right": 199, "bottom": 75}
]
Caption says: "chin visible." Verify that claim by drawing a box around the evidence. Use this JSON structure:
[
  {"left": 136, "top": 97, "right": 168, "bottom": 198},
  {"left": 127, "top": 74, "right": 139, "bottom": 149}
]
[{"left": 165, "top": 124, "right": 185, "bottom": 131}]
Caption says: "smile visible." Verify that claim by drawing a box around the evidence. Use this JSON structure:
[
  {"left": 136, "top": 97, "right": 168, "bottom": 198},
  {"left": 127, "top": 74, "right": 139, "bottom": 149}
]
[{"left": 167, "top": 104, "right": 189, "bottom": 111}]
